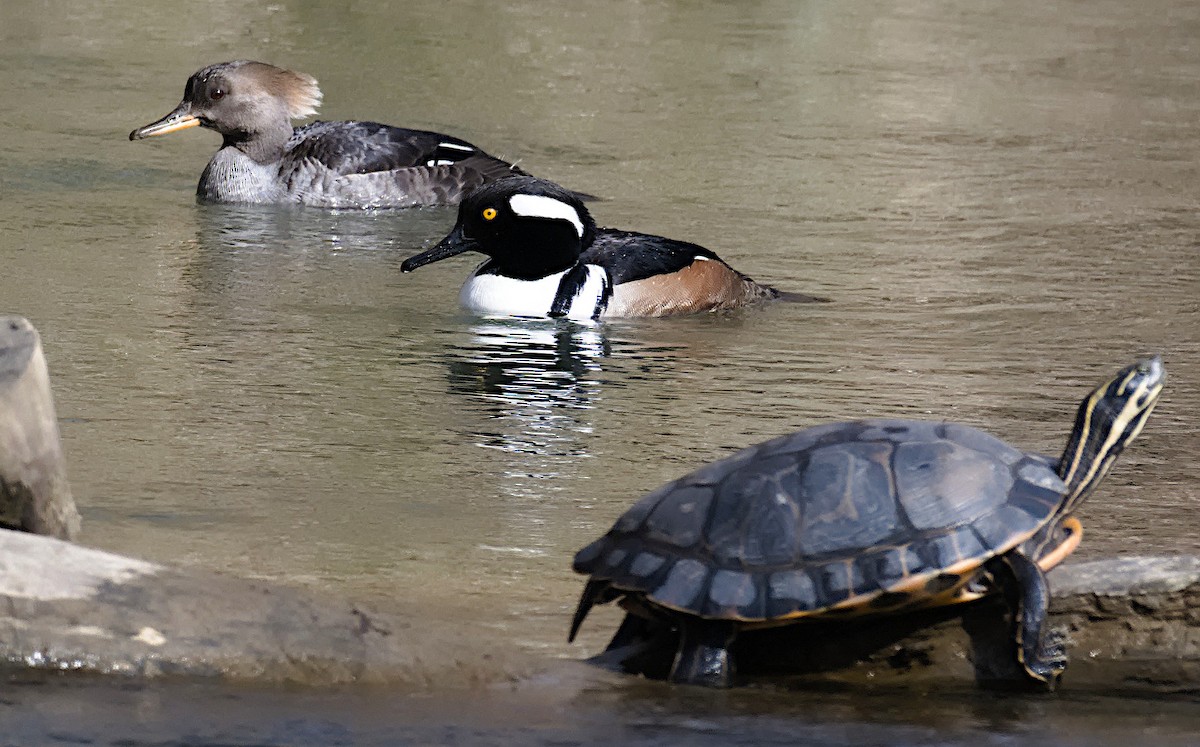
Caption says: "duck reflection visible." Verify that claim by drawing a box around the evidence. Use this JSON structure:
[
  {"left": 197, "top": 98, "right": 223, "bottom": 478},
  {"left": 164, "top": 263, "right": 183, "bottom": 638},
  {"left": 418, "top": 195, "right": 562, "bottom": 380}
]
[
  {"left": 191, "top": 201, "right": 452, "bottom": 255},
  {"left": 443, "top": 319, "right": 608, "bottom": 461}
]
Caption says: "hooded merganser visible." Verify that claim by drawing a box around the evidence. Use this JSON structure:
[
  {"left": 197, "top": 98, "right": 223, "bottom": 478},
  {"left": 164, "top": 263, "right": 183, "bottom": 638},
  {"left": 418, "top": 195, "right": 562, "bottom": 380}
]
[
  {"left": 401, "top": 175, "right": 812, "bottom": 321},
  {"left": 129, "top": 60, "right": 524, "bottom": 209}
]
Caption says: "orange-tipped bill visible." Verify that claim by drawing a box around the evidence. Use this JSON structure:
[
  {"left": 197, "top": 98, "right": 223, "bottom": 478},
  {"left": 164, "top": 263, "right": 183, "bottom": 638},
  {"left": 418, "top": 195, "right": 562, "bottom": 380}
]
[{"left": 129, "top": 104, "right": 202, "bottom": 140}]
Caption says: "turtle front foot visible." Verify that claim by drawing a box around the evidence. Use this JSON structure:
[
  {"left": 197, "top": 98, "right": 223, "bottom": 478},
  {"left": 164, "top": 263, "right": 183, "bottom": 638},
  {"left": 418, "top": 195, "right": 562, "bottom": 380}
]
[
  {"left": 670, "top": 642, "right": 733, "bottom": 687},
  {"left": 669, "top": 619, "right": 737, "bottom": 688}
]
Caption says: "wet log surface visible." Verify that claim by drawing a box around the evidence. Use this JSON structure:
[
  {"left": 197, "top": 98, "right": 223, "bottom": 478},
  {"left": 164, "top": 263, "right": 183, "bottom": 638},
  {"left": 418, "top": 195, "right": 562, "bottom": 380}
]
[
  {"left": 0, "top": 528, "right": 538, "bottom": 688},
  {"left": 723, "top": 556, "right": 1200, "bottom": 693}
]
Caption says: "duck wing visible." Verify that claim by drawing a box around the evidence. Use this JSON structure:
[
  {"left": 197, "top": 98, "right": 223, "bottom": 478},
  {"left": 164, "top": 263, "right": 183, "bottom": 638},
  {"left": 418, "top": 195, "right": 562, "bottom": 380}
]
[
  {"left": 288, "top": 121, "right": 517, "bottom": 176},
  {"left": 582, "top": 229, "right": 725, "bottom": 285},
  {"left": 283, "top": 121, "right": 526, "bottom": 208}
]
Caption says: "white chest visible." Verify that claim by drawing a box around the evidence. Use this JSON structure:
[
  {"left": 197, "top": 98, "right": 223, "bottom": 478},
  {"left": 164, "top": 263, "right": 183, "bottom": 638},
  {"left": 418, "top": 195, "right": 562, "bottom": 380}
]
[{"left": 459, "top": 265, "right": 609, "bottom": 321}]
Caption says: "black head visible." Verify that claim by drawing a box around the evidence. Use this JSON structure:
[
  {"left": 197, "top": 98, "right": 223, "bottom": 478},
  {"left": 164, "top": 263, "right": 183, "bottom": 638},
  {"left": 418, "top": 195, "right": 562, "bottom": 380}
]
[
  {"left": 129, "top": 60, "right": 322, "bottom": 146},
  {"left": 401, "top": 175, "right": 598, "bottom": 280}
]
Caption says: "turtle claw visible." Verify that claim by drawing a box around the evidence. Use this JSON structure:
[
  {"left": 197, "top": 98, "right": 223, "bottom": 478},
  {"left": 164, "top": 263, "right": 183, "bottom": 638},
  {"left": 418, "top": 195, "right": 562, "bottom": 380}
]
[
  {"left": 1043, "top": 627, "right": 1069, "bottom": 654},
  {"left": 1043, "top": 626, "right": 1069, "bottom": 653},
  {"left": 1041, "top": 628, "right": 1070, "bottom": 667},
  {"left": 1026, "top": 627, "right": 1069, "bottom": 687}
]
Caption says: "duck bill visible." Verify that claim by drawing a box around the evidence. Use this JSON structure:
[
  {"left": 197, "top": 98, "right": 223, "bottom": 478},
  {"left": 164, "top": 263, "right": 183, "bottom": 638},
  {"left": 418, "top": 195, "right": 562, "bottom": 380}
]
[
  {"left": 401, "top": 226, "right": 480, "bottom": 272},
  {"left": 129, "top": 103, "right": 202, "bottom": 140}
]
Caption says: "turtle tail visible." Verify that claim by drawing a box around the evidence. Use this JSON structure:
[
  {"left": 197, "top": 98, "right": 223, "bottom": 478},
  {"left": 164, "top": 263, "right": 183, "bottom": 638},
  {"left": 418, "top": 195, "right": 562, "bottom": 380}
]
[{"left": 568, "top": 579, "right": 609, "bottom": 642}]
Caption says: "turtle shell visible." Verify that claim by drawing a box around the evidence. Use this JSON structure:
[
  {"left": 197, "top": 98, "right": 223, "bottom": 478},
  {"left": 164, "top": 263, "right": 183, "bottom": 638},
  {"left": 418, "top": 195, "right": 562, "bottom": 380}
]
[{"left": 573, "top": 419, "right": 1068, "bottom": 622}]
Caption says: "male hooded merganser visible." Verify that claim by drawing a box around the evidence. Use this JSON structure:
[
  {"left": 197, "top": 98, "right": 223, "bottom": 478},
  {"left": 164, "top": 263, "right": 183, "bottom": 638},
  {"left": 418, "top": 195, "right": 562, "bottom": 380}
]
[
  {"left": 129, "top": 60, "right": 523, "bottom": 209},
  {"left": 401, "top": 175, "right": 810, "bottom": 321}
]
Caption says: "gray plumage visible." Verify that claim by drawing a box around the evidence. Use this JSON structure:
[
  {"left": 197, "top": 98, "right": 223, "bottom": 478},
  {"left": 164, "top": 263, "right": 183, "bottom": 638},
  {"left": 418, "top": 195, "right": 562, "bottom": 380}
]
[{"left": 131, "top": 60, "right": 524, "bottom": 209}]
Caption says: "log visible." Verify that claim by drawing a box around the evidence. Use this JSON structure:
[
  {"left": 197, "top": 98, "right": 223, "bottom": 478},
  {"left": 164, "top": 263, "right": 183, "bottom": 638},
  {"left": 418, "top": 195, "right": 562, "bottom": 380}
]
[
  {"left": 0, "top": 316, "right": 79, "bottom": 539},
  {"left": 0, "top": 528, "right": 539, "bottom": 687},
  {"left": 0, "top": 526, "right": 1195, "bottom": 694},
  {"left": 686, "top": 556, "right": 1200, "bottom": 693}
]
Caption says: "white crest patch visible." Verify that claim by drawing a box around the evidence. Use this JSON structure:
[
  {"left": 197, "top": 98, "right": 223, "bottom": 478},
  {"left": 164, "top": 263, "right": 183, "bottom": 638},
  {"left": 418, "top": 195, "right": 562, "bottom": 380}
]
[{"left": 508, "top": 194, "right": 584, "bottom": 238}]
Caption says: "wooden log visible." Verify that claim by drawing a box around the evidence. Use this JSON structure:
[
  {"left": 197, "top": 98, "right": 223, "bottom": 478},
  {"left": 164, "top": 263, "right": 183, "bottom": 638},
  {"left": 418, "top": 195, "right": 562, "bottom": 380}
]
[
  {"left": 608, "top": 556, "right": 1200, "bottom": 694},
  {"left": 0, "top": 529, "right": 1195, "bottom": 694},
  {"left": 0, "top": 316, "right": 80, "bottom": 540},
  {"left": 0, "top": 528, "right": 539, "bottom": 687}
]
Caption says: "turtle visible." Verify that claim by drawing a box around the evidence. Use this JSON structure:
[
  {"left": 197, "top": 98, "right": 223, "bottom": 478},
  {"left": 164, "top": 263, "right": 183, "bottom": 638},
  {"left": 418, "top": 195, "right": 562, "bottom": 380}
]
[{"left": 568, "top": 357, "right": 1165, "bottom": 688}]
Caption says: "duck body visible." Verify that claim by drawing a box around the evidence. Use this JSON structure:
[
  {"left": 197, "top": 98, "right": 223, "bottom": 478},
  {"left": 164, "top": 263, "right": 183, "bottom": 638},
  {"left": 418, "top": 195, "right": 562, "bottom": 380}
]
[
  {"left": 402, "top": 176, "right": 785, "bottom": 321},
  {"left": 459, "top": 262, "right": 612, "bottom": 321},
  {"left": 131, "top": 60, "right": 522, "bottom": 209},
  {"left": 585, "top": 230, "right": 780, "bottom": 317}
]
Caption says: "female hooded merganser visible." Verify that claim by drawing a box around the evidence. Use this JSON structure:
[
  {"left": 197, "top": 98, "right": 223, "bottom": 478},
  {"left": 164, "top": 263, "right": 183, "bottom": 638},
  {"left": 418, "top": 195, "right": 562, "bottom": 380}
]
[
  {"left": 401, "top": 175, "right": 810, "bottom": 321},
  {"left": 129, "top": 60, "right": 523, "bottom": 209}
]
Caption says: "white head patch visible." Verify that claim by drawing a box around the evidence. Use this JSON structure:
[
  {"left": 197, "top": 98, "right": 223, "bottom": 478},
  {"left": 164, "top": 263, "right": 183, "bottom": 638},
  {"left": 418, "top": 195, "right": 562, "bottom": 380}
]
[{"left": 508, "top": 194, "right": 584, "bottom": 238}]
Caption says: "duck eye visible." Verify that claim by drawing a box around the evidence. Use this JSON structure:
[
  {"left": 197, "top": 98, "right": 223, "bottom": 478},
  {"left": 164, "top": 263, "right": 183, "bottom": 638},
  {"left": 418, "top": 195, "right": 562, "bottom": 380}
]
[
  {"left": 210, "top": 87, "right": 226, "bottom": 101},
  {"left": 482, "top": 207, "right": 497, "bottom": 221}
]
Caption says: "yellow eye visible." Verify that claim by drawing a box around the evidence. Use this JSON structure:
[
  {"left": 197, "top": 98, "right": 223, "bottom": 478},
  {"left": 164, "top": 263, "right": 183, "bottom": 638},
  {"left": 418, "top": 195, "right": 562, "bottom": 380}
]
[{"left": 482, "top": 207, "right": 498, "bottom": 221}]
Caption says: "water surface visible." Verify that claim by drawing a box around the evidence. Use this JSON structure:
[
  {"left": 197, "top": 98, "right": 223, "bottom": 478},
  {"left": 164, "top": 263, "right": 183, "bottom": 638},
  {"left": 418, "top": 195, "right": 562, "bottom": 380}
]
[{"left": 0, "top": 0, "right": 1197, "bottom": 743}]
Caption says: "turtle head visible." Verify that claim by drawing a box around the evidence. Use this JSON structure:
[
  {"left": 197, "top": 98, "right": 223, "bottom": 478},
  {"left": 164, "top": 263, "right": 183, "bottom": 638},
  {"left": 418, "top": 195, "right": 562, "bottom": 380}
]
[{"left": 1057, "top": 356, "right": 1165, "bottom": 512}]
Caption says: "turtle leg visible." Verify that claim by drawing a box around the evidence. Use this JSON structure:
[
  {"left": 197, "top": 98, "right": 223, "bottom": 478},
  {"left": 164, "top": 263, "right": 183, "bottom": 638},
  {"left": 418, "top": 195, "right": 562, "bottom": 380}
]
[
  {"left": 669, "top": 618, "right": 737, "bottom": 687},
  {"left": 592, "top": 613, "right": 676, "bottom": 679},
  {"left": 605, "top": 612, "right": 659, "bottom": 652},
  {"left": 982, "top": 550, "right": 1068, "bottom": 690}
]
